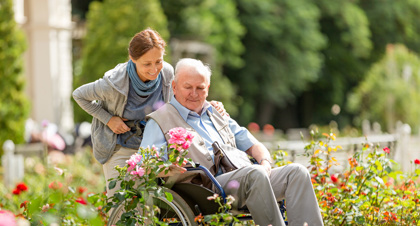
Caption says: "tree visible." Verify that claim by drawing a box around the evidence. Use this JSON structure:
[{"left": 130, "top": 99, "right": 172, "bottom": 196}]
[
  {"left": 0, "top": 0, "right": 29, "bottom": 150},
  {"left": 296, "top": 0, "right": 372, "bottom": 128},
  {"left": 160, "top": 0, "right": 245, "bottom": 115},
  {"left": 348, "top": 44, "right": 420, "bottom": 133},
  {"left": 73, "top": 0, "right": 169, "bottom": 123},
  {"left": 297, "top": 0, "right": 420, "bottom": 131},
  {"left": 225, "top": 0, "right": 326, "bottom": 125}
]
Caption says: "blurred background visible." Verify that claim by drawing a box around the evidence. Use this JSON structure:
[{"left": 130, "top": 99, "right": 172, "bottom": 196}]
[{"left": 1, "top": 0, "right": 420, "bottom": 169}]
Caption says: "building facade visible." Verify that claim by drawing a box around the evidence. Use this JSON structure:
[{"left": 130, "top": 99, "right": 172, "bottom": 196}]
[{"left": 13, "top": 0, "right": 74, "bottom": 133}]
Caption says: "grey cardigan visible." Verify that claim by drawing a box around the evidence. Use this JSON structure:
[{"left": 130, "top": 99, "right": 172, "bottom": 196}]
[{"left": 72, "top": 61, "right": 174, "bottom": 164}]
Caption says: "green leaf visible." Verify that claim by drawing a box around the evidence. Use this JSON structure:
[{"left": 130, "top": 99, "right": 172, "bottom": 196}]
[
  {"left": 374, "top": 176, "right": 384, "bottom": 186},
  {"left": 165, "top": 192, "right": 173, "bottom": 202},
  {"left": 375, "top": 160, "right": 383, "bottom": 171},
  {"left": 109, "top": 180, "right": 117, "bottom": 189}
]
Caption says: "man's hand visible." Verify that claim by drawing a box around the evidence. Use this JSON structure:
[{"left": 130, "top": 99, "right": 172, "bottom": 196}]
[
  {"left": 164, "top": 164, "right": 187, "bottom": 177},
  {"left": 260, "top": 159, "right": 272, "bottom": 176},
  {"left": 107, "top": 116, "right": 130, "bottom": 134},
  {"left": 210, "top": 100, "right": 229, "bottom": 117},
  {"left": 246, "top": 143, "right": 272, "bottom": 176},
  {"left": 159, "top": 159, "right": 188, "bottom": 177}
]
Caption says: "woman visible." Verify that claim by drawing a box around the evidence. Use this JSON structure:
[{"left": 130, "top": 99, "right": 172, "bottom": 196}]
[{"left": 73, "top": 28, "right": 225, "bottom": 197}]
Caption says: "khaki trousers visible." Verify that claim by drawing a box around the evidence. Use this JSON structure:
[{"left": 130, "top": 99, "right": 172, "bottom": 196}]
[
  {"left": 102, "top": 146, "right": 137, "bottom": 198},
  {"left": 215, "top": 163, "right": 324, "bottom": 226}
]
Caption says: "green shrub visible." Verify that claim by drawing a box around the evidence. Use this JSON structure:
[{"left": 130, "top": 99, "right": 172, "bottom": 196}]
[{"left": 0, "top": 0, "right": 30, "bottom": 152}]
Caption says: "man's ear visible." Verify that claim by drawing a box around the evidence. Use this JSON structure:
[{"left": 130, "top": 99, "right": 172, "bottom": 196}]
[{"left": 172, "top": 80, "right": 176, "bottom": 93}]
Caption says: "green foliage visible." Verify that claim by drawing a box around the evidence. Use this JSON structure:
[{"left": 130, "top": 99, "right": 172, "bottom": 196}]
[
  {"left": 160, "top": 0, "right": 245, "bottom": 116},
  {"left": 226, "top": 0, "right": 326, "bottom": 123},
  {"left": 296, "top": 0, "right": 372, "bottom": 128},
  {"left": 300, "top": 0, "right": 420, "bottom": 129},
  {"left": 0, "top": 0, "right": 30, "bottom": 149},
  {"left": 348, "top": 44, "right": 420, "bottom": 133},
  {"left": 105, "top": 127, "right": 194, "bottom": 225},
  {"left": 274, "top": 131, "right": 420, "bottom": 225},
  {"left": 0, "top": 150, "right": 107, "bottom": 225},
  {"left": 73, "top": 0, "right": 169, "bottom": 123}
]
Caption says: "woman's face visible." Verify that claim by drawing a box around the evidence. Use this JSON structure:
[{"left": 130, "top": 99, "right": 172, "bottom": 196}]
[{"left": 130, "top": 47, "right": 164, "bottom": 82}]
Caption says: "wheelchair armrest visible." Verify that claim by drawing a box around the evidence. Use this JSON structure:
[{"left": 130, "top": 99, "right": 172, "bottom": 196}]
[{"left": 185, "top": 164, "right": 227, "bottom": 201}]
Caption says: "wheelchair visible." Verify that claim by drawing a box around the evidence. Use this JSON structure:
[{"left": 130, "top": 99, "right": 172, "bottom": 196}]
[{"left": 107, "top": 164, "right": 287, "bottom": 225}]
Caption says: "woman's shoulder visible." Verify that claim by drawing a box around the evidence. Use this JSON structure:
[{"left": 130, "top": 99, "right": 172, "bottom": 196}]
[
  {"left": 104, "top": 62, "right": 128, "bottom": 78},
  {"left": 161, "top": 61, "right": 174, "bottom": 83},
  {"left": 162, "top": 61, "right": 174, "bottom": 73}
]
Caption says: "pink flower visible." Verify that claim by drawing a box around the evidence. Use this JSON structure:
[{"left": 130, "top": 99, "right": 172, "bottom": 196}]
[
  {"left": 41, "top": 119, "right": 49, "bottom": 128},
  {"left": 168, "top": 127, "right": 188, "bottom": 145},
  {"left": 207, "top": 193, "right": 219, "bottom": 200},
  {"left": 48, "top": 181, "right": 63, "bottom": 190},
  {"left": 168, "top": 127, "right": 194, "bottom": 150},
  {"left": 182, "top": 140, "right": 192, "bottom": 150},
  {"left": 126, "top": 154, "right": 143, "bottom": 172},
  {"left": 41, "top": 204, "right": 50, "bottom": 212},
  {"left": 0, "top": 210, "right": 16, "bottom": 226},
  {"left": 383, "top": 147, "right": 390, "bottom": 154},
  {"left": 414, "top": 159, "right": 420, "bottom": 165},
  {"left": 130, "top": 165, "right": 145, "bottom": 178},
  {"left": 331, "top": 174, "right": 338, "bottom": 183}
]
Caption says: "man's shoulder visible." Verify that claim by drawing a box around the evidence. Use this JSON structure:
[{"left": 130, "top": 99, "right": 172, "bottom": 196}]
[{"left": 148, "top": 103, "right": 176, "bottom": 118}]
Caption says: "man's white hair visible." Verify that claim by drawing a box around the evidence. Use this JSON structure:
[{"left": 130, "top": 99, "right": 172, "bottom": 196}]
[{"left": 174, "top": 58, "right": 211, "bottom": 83}]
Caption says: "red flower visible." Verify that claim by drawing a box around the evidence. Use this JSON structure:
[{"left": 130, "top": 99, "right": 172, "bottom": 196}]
[
  {"left": 383, "top": 147, "right": 390, "bottom": 154},
  {"left": 75, "top": 197, "right": 87, "bottom": 205},
  {"left": 16, "top": 182, "right": 28, "bottom": 192},
  {"left": 414, "top": 159, "right": 420, "bottom": 165},
  {"left": 12, "top": 189, "right": 21, "bottom": 195},
  {"left": 331, "top": 174, "right": 338, "bottom": 183},
  {"left": 20, "top": 201, "right": 29, "bottom": 209},
  {"left": 48, "top": 181, "right": 63, "bottom": 190},
  {"left": 77, "top": 187, "right": 87, "bottom": 194}
]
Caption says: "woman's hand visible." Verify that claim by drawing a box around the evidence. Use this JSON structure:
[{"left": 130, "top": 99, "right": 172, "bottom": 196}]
[
  {"left": 210, "top": 100, "right": 229, "bottom": 117},
  {"left": 107, "top": 116, "right": 130, "bottom": 134}
]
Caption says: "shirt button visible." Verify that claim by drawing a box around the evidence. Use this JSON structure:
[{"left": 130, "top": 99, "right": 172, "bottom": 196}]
[
  {"left": 200, "top": 141, "right": 205, "bottom": 146},
  {"left": 207, "top": 156, "right": 212, "bottom": 161}
]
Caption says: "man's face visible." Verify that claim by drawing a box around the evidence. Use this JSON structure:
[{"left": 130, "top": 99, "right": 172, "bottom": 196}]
[{"left": 172, "top": 68, "right": 210, "bottom": 114}]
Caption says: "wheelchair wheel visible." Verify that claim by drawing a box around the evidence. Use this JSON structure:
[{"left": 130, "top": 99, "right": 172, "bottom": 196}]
[{"left": 107, "top": 188, "right": 197, "bottom": 226}]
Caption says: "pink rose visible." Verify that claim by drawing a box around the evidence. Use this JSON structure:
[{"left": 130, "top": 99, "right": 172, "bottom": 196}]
[
  {"left": 130, "top": 165, "right": 145, "bottom": 178},
  {"left": 126, "top": 154, "right": 142, "bottom": 172},
  {"left": 0, "top": 210, "right": 16, "bottom": 226},
  {"left": 168, "top": 127, "right": 194, "bottom": 150}
]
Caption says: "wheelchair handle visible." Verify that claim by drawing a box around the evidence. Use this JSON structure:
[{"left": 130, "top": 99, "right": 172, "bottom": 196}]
[{"left": 185, "top": 164, "right": 227, "bottom": 201}]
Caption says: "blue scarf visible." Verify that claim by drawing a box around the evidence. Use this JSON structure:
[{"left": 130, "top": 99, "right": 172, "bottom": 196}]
[{"left": 127, "top": 60, "right": 161, "bottom": 96}]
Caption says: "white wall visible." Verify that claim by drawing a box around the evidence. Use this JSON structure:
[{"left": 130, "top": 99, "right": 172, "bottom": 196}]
[{"left": 14, "top": 0, "right": 74, "bottom": 133}]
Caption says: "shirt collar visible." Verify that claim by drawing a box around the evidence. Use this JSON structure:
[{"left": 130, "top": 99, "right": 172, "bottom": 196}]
[{"left": 170, "top": 96, "right": 213, "bottom": 121}]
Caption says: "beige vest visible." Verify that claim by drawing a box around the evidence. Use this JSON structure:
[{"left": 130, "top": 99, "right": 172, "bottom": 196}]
[{"left": 146, "top": 103, "right": 236, "bottom": 171}]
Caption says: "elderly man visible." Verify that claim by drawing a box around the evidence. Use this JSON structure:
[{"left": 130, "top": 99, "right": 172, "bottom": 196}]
[{"left": 140, "top": 58, "right": 323, "bottom": 226}]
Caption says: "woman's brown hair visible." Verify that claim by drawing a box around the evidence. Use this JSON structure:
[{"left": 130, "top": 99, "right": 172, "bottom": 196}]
[{"left": 128, "top": 28, "right": 166, "bottom": 60}]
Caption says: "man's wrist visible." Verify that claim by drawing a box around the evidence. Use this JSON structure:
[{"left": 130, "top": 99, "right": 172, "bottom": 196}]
[{"left": 259, "top": 158, "right": 272, "bottom": 165}]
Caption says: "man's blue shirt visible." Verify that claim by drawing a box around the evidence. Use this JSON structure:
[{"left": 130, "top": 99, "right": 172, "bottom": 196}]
[{"left": 140, "top": 97, "right": 258, "bottom": 161}]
